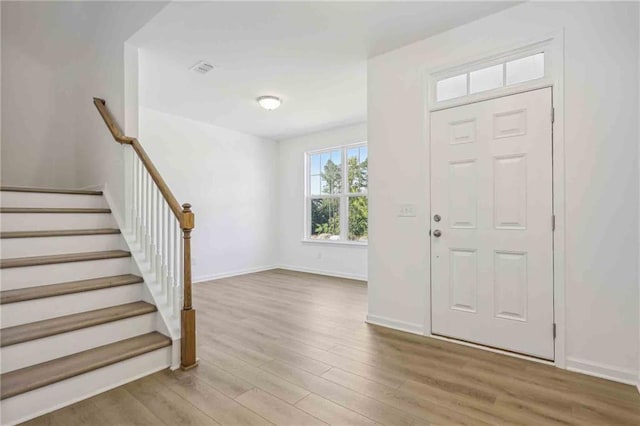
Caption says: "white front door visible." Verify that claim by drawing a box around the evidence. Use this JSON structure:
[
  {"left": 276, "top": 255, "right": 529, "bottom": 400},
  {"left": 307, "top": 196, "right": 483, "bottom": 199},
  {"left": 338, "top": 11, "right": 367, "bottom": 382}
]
[{"left": 430, "top": 88, "right": 554, "bottom": 360}]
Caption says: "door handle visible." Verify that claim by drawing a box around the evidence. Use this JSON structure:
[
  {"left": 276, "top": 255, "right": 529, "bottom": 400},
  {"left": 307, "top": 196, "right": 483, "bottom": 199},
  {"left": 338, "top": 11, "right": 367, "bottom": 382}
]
[{"left": 433, "top": 229, "right": 442, "bottom": 238}]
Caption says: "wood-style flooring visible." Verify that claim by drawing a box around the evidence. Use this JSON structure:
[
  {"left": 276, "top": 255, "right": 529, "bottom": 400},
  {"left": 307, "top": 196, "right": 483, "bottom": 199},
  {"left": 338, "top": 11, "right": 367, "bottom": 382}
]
[{"left": 24, "top": 269, "right": 640, "bottom": 425}]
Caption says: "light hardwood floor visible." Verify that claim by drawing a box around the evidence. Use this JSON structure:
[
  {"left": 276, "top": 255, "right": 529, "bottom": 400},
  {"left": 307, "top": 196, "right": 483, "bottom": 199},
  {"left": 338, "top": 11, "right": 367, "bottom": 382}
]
[{"left": 25, "top": 269, "right": 640, "bottom": 425}]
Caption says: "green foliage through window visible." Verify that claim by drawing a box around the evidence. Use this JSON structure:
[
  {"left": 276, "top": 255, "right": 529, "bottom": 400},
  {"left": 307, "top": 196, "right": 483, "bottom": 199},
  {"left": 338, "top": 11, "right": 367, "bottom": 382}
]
[
  {"left": 308, "top": 145, "right": 368, "bottom": 242},
  {"left": 348, "top": 196, "right": 368, "bottom": 241},
  {"left": 311, "top": 198, "right": 340, "bottom": 238}
]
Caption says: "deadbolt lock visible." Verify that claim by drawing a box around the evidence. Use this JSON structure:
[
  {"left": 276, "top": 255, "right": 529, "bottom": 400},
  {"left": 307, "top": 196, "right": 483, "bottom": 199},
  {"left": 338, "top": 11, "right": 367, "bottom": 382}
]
[{"left": 434, "top": 214, "right": 441, "bottom": 222}]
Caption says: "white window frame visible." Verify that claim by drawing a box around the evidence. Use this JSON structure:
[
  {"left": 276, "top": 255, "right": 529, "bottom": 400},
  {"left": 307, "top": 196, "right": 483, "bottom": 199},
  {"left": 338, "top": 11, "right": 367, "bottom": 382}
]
[
  {"left": 428, "top": 39, "right": 554, "bottom": 111},
  {"left": 303, "top": 142, "right": 368, "bottom": 246}
]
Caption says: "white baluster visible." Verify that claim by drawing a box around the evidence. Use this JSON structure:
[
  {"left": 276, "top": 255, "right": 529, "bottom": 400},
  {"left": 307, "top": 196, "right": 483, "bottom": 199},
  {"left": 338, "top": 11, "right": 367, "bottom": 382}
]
[
  {"left": 141, "top": 171, "right": 147, "bottom": 254},
  {"left": 177, "top": 226, "right": 184, "bottom": 317},
  {"left": 130, "top": 154, "right": 136, "bottom": 234},
  {"left": 145, "top": 171, "right": 150, "bottom": 259},
  {"left": 167, "top": 211, "right": 174, "bottom": 308},
  {"left": 129, "top": 150, "right": 135, "bottom": 233},
  {"left": 155, "top": 187, "right": 162, "bottom": 282},
  {"left": 133, "top": 154, "right": 139, "bottom": 236},
  {"left": 146, "top": 173, "right": 152, "bottom": 263},
  {"left": 149, "top": 182, "right": 156, "bottom": 271},
  {"left": 144, "top": 173, "right": 148, "bottom": 259},
  {"left": 161, "top": 202, "right": 168, "bottom": 297},
  {"left": 173, "top": 217, "right": 179, "bottom": 316},
  {"left": 137, "top": 159, "right": 143, "bottom": 246},
  {"left": 162, "top": 203, "right": 169, "bottom": 298}
]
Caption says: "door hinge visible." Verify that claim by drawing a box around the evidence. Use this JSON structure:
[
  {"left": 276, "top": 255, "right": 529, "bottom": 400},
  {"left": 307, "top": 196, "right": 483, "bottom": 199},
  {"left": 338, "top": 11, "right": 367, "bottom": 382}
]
[
  {"left": 553, "top": 323, "right": 557, "bottom": 339},
  {"left": 552, "top": 215, "right": 556, "bottom": 231},
  {"left": 551, "top": 107, "right": 555, "bottom": 123}
]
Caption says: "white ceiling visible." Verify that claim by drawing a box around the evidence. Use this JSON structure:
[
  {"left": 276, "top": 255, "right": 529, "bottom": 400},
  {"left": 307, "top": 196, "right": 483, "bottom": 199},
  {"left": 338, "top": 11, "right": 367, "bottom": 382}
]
[{"left": 129, "top": 1, "right": 518, "bottom": 140}]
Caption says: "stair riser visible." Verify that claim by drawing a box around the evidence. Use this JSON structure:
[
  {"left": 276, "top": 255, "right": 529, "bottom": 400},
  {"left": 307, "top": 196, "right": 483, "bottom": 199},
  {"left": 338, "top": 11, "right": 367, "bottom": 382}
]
[
  {"left": 1, "top": 257, "right": 132, "bottom": 289},
  {"left": 0, "top": 347, "right": 172, "bottom": 426},
  {"left": 0, "top": 213, "right": 116, "bottom": 232},
  {"left": 0, "top": 192, "right": 107, "bottom": 209},
  {"left": 0, "top": 313, "right": 157, "bottom": 374},
  {"left": 1, "top": 284, "right": 144, "bottom": 327},
  {"left": 1, "top": 234, "right": 125, "bottom": 258}
]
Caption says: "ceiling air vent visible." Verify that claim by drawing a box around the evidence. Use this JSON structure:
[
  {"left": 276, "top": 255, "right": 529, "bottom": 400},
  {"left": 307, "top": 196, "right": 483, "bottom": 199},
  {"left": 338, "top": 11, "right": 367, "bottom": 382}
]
[{"left": 190, "top": 60, "right": 215, "bottom": 74}]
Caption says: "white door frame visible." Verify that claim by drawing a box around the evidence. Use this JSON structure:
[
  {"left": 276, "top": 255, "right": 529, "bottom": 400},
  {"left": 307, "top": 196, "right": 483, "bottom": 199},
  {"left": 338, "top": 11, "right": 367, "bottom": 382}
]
[{"left": 422, "top": 31, "right": 566, "bottom": 368}]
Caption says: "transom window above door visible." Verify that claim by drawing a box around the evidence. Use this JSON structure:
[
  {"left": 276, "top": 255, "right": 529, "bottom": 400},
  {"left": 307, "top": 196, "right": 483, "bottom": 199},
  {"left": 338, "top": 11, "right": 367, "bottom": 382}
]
[
  {"left": 305, "top": 144, "right": 368, "bottom": 244},
  {"left": 435, "top": 52, "right": 546, "bottom": 102}
]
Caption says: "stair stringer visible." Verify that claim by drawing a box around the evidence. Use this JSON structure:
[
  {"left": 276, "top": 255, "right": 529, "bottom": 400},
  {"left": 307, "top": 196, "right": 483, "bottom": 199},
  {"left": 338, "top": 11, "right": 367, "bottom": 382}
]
[{"left": 102, "top": 184, "right": 182, "bottom": 370}]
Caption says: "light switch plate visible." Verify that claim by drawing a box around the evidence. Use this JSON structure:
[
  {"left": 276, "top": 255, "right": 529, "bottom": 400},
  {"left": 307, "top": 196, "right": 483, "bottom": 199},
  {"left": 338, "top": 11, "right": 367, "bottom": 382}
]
[{"left": 398, "top": 204, "right": 416, "bottom": 217}]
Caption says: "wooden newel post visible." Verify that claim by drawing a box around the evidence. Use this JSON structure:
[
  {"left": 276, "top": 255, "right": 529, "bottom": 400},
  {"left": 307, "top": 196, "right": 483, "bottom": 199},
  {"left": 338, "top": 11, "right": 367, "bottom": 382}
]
[{"left": 180, "top": 203, "right": 197, "bottom": 370}]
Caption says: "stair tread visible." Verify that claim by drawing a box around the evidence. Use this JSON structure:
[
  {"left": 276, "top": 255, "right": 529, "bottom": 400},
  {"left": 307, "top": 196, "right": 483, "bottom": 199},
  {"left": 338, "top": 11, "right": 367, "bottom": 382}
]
[
  {"left": 0, "top": 186, "right": 103, "bottom": 196},
  {"left": 0, "top": 207, "right": 111, "bottom": 214},
  {"left": 0, "top": 301, "right": 157, "bottom": 347},
  {"left": 1, "top": 228, "right": 121, "bottom": 239},
  {"left": 0, "top": 332, "right": 170, "bottom": 400},
  {"left": 0, "top": 274, "right": 143, "bottom": 305},
  {"left": 0, "top": 250, "right": 131, "bottom": 269}
]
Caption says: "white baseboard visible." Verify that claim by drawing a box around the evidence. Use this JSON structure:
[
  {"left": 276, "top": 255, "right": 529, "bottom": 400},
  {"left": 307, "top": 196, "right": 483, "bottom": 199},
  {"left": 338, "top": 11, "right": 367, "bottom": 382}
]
[
  {"left": 566, "top": 357, "right": 638, "bottom": 386},
  {"left": 365, "top": 314, "right": 424, "bottom": 335},
  {"left": 277, "top": 264, "right": 367, "bottom": 282},
  {"left": 194, "top": 265, "right": 279, "bottom": 283}
]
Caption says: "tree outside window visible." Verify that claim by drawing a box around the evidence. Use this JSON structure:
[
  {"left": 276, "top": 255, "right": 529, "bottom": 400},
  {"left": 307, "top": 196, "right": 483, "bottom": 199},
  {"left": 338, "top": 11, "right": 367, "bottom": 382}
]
[{"left": 307, "top": 144, "right": 367, "bottom": 243}]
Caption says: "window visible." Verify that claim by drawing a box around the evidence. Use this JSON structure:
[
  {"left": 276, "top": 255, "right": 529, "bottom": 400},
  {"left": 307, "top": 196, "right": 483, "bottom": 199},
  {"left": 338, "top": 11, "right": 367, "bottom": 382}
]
[
  {"left": 306, "top": 144, "right": 368, "bottom": 243},
  {"left": 470, "top": 64, "right": 503, "bottom": 94},
  {"left": 436, "top": 74, "right": 467, "bottom": 102},
  {"left": 435, "top": 52, "right": 546, "bottom": 102},
  {"left": 506, "top": 53, "right": 545, "bottom": 85}
]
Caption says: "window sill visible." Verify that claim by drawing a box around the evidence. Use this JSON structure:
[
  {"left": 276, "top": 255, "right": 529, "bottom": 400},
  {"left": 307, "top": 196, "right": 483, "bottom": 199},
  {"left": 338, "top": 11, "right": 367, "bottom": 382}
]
[{"left": 301, "top": 239, "right": 368, "bottom": 248}]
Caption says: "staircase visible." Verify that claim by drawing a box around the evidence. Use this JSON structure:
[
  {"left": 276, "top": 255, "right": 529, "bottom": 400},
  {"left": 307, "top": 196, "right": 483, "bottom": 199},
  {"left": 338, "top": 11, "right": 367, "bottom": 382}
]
[{"left": 0, "top": 186, "right": 173, "bottom": 425}]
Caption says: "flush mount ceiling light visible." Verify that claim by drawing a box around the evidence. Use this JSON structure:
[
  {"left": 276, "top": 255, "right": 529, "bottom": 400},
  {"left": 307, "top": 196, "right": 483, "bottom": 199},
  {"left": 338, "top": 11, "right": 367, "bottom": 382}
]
[{"left": 257, "top": 96, "right": 281, "bottom": 110}]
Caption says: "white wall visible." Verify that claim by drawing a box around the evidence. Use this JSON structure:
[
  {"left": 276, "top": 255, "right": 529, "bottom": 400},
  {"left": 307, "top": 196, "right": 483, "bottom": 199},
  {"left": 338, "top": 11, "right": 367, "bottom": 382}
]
[
  {"left": 139, "top": 108, "right": 279, "bottom": 282},
  {"left": 368, "top": 1, "right": 639, "bottom": 383},
  {"left": 278, "top": 123, "right": 368, "bottom": 280},
  {"left": 1, "top": 3, "right": 2, "bottom": 158},
  {"left": 1, "top": 1, "right": 166, "bottom": 218}
]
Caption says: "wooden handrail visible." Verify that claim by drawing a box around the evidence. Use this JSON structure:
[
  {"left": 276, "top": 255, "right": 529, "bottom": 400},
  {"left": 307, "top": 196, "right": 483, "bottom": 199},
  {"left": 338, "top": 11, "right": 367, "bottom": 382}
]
[
  {"left": 93, "top": 98, "right": 185, "bottom": 223},
  {"left": 93, "top": 97, "right": 197, "bottom": 370},
  {"left": 92, "top": 98, "right": 135, "bottom": 144}
]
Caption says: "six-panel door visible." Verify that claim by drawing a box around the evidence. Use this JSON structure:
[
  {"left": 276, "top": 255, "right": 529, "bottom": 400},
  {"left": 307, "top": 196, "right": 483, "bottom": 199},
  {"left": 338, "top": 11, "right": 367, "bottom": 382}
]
[{"left": 430, "top": 88, "right": 554, "bottom": 360}]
